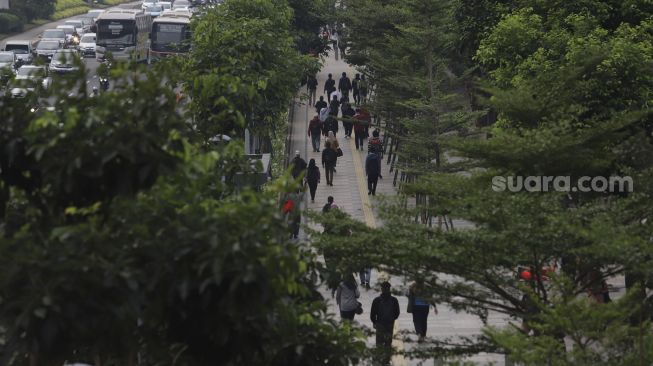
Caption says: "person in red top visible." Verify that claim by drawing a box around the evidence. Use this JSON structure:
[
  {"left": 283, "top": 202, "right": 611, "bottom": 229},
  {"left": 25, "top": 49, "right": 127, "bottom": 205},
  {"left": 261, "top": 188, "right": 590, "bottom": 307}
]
[
  {"left": 308, "top": 115, "right": 323, "bottom": 152},
  {"left": 353, "top": 109, "right": 368, "bottom": 151}
]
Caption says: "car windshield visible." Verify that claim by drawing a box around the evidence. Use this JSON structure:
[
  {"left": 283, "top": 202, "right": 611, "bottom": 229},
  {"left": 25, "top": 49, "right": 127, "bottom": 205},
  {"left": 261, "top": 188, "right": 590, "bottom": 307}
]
[
  {"left": 147, "top": 5, "right": 163, "bottom": 11},
  {"left": 175, "top": 0, "right": 190, "bottom": 5},
  {"left": 161, "top": 3, "right": 171, "bottom": 9},
  {"left": 67, "top": 21, "right": 82, "bottom": 28},
  {"left": 38, "top": 41, "right": 60, "bottom": 50},
  {"left": 5, "top": 44, "right": 28, "bottom": 53},
  {"left": 43, "top": 30, "right": 65, "bottom": 38},
  {"left": 0, "top": 53, "right": 14, "bottom": 62},
  {"left": 81, "top": 35, "right": 95, "bottom": 43},
  {"left": 52, "top": 52, "right": 76, "bottom": 63},
  {"left": 17, "top": 67, "right": 44, "bottom": 77},
  {"left": 58, "top": 27, "right": 74, "bottom": 35},
  {"left": 97, "top": 20, "right": 135, "bottom": 45}
]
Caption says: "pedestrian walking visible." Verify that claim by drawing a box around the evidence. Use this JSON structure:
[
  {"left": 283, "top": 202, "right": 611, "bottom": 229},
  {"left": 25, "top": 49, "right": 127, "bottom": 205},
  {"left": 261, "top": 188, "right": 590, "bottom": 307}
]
[
  {"left": 322, "top": 195, "right": 338, "bottom": 213},
  {"left": 366, "top": 152, "right": 380, "bottom": 195},
  {"left": 308, "top": 115, "right": 323, "bottom": 152},
  {"left": 330, "top": 29, "right": 339, "bottom": 60},
  {"left": 407, "top": 281, "right": 436, "bottom": 342},
  {"left": 359, "top": 268, "right": 371, "bottom": 290},
  {"left": 371, "top": 281, "right": 400, "bottom": 366},
  {"left": 307, "top": 74, "right": 318, "bottom": 106},
  {"left": 341, "top": 102, "right": 355, "bottom": 138},
  {"left": 305, "top": 159, "right": 320, "bottom": 202},
  {"left": 327, "top": 130, "right": 342, "bottom": 167},
  {"left": 324, "top": 73, "right": 336, "bottom": 101},
  {"left": 290, "top": 151, "right": 307, "bottom": 180},
  {"left": 336, "top": 274, "right": 361, "bottom": 320},
  {"left": 338, "top": 72, "right": 352, "bottom": 102},
  {"left": 282, "top": 190, "right": 303, "bottom": 239},
  {"left": 359, "top": 74, "right": 369, "bottom": 104},
  {"left": 323, "top": 114, "right": 339, "bottom": 137},
  {"left": 322, "top": 141, "right": 338, "bottom": 186},
  {"left": 329, "top": 94, "right": 341, "bottom": 116},
  {"left": 352, "top": 73, "right": 361, "bottom": 105},
  {"left": 368, "top": 129, "right": 383, "bottom": 179},
  {"left": 353, "top": 109, "right": 367, "bottom": 151},
  {"left": 315, "top": 95, "right": 327, "bottom": 114}
]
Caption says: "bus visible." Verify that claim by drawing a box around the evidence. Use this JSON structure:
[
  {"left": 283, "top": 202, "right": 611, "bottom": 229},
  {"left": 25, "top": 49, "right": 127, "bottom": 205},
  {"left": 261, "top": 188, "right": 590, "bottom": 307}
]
[
  {"left": 148, "top": 14, "right": 191, "bottom": 63},
  {"left": 95, "top": 9, "right": 152, "bottom": 62}
]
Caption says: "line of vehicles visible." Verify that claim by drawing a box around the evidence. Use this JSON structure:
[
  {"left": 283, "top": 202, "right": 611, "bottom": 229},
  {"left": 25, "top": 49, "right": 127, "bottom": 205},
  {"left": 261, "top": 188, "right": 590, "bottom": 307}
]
[{"left": 1, "top": 0, "right": 205, "bottom": 98}]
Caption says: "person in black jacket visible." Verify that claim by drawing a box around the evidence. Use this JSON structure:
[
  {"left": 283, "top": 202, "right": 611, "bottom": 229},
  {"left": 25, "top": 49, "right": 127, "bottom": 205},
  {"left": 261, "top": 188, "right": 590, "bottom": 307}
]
[
  {"left": 307, "top": 74, "right": 318, "bottom": 106},
  {"left": 352, "top": 73, "right": 361, "bottom": 105},
  {"left": 365, "top": 152, "right": 380, "bottom": 196},
  {"left": 305, "top": 159, "right": 321, "bottom": 202},
  {"left": 338, "top": 72, "right": 352, "bottom": 102},
  {"left": 329, "top": 95, "right": 340, "bottom": 117},
  {"left": 290, "top": 151, "right": 307, "bottom": 180},
  {"left": 323, "top": 114, "right": 339, "bottom": 137},
  {"left": 321, "top": 141, "right": 338, "bottom": 186},
  {"left": 324, "top": 73, "right": 336, "bottom": 101},
  {"left": 314, "top": 95, "right": 327, "bottom": 114},
  {"left": 371, "top": 282, "right": 400, "bottom": 365},
  {"left": 341, "top": 102, "right": 355, "bottom": 138}
]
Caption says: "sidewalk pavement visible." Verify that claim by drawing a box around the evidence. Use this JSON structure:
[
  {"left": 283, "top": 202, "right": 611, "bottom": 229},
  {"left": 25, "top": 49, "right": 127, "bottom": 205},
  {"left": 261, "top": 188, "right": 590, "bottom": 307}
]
[{"left": 289, "top": 51, "right": 508, "bottom": 365}]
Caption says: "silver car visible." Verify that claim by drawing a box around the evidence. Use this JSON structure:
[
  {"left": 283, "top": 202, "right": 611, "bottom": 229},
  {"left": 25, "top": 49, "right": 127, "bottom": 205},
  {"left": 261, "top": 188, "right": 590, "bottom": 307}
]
[
  {"left": 9, "top": 65, "right": 51, "bottom": 98},
  {"left": 78, "top": 33, "right": 96, "bottom": 57},
  {"left": 0, "top": 51, "right": 17, "bottom": 71},
  {"left": 41, "top": 29, "right": 67, "bottom": 47},
  {"left": 50, "top": 49, "right": 80, "bottom": 74},
  {"left": 36, "top": 40, "right": 62, "bottom": 61},
  {"left": 3, "top": 40, "right": 34, "bottom": 65}
]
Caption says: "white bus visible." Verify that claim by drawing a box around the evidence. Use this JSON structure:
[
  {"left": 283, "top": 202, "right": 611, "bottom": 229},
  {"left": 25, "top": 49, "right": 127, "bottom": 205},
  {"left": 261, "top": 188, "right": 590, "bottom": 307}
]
[
  {"left": 95, "top": 9, "right": 152, "bottom": 62},
  {"left": 148, "top": 14, "right": 191, "bottom": 63}
]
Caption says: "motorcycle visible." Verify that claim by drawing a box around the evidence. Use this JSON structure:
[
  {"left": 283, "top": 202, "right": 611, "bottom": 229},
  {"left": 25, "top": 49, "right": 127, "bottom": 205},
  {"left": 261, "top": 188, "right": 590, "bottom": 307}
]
[{"left": 99, "top": 76, "right": 109, "bottom": 92}]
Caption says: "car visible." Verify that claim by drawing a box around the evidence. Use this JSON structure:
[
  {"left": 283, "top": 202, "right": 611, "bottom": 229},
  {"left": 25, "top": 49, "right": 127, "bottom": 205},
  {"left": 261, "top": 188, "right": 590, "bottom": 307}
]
[
  {"left": 87, "top": 9, "right": 105, "bottom": 21},
  {"left": 9, "top": 65, "right": 51, "bottom": 98},
  {"left": 65, "top": 19, "right": 91, "bottom": 34},
  {"left": 0, "top": 51, "right": 17, "bottom": 70},
  {"left": 173, "top": 0, "right": 190, "bottom": 7},
  {"left": 78, "top": 33, "right": 96, "bottom": 57},
  {"left": 142, "top": 1, "right": 157, "bottom": 10},
  {"left": 56, "top": 25, "right": 79, "bottom": 45},
  {"left": 3, "top": 40, "right": 34, "bottom": 65},
  {"left": 145, "top": 4, "right": 164, "bottom": 17},
  {"left": 159, "top": 1, "right": 172, "bottom": 10},
  {"left": 35, "top": 40, "right": 63, "bottom": 61},
  {"left": 50, "top": 49, "right": 80, "bottom": 74},
  {"left": 40, "top": 29, "right": 67, "bottom": 47}
]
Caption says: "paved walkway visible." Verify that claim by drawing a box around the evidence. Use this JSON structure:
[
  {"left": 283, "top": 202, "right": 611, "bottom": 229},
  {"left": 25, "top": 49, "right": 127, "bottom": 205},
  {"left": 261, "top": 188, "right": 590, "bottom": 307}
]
[{"left": 289, "top": 51, "right": 508, "bottom": 365}]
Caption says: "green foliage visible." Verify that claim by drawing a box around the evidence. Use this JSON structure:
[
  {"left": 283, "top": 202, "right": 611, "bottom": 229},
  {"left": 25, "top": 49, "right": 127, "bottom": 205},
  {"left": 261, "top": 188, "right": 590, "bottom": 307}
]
[
  {"left": 0, "top": 12, "right": 23, "bottom": 33},
  {"left": 8, "top": 0, "right": 56, "bottom": 22}
]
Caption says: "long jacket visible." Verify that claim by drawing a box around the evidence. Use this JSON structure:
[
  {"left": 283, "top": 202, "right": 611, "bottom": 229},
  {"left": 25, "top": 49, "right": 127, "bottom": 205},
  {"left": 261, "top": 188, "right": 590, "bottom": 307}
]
[{"left": 336, "top": 281, "right": 360, "bottom": 311}]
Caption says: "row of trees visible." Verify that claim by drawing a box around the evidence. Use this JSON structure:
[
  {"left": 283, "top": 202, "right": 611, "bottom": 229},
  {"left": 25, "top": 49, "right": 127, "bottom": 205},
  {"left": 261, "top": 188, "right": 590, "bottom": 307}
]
[
  {"left": 0, "top": 1, "right": 370, "bottom": 365},
  {"left": 314, "top": 0, "right": 653, "bottom": 363}
]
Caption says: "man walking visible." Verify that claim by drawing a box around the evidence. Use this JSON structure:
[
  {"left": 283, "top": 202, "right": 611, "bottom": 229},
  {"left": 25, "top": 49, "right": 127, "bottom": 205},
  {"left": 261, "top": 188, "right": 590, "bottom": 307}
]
[
  {"left": 291, "top": 151, "right": 307, "bottom": 180},
  {"left": 338, "top": 72, "right": 352, "bottom": 102},
  {"left": 308, "top": 115, "right": 323, "bottom": 152},
  {"left": 323, "top": 114, "right": 339, "bottom": 137},
  {"left": 370, "top": 282, "right": 400, "bottom": 366},
  {"left": 352, "top": 73, "right": 361, "bottom": 105},
  {"left": 368, "top": 129, "right": 383, "bottom": 179},
  {"left": 324, "top": 73, "right": 336, "bottom": 101},
  {"left": 322, "top": 141, "right": 338, "bottom": 186},
  {"left": 315, "top": 95, "right": 327, "bottom": 114},
  {"left": 341, "top": 102, "right": 355, "bottom": 138},
  {"left": 307, "top": 74, "right": 318, "bottom": 106},
  {"left": 365, "top": 152, "right": 380, "bottom": 196}
]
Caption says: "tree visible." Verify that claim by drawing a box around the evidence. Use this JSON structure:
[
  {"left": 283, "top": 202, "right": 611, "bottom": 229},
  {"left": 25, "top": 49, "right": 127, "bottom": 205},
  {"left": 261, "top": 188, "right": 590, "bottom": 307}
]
[
  {"left": 316, "top": 0, "right": 653, "bottom": 363},
  {"left": 8, "top": 0, "right": 56, "bottom": 22}
]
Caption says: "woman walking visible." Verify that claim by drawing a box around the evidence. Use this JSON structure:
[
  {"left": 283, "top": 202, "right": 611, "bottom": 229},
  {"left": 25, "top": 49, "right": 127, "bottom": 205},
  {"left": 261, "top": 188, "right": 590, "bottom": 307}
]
[
  {"left": 326, "top": 130, "right": 341, "bottom": 171},
  {"left": 336, "top": 274, "right": 360, "bottom": 320},
  {"left": 408, "top": 281, "right": 436, "bottom": 342},
  {"left": 305, "top": 159, "right": 320, "bottom": 203}
]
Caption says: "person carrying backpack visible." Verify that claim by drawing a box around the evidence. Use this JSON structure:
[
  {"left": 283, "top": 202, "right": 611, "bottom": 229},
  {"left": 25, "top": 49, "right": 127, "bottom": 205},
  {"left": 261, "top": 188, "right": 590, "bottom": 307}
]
[
  {"left": 305, "top": 159, "right": 320, "bottom": 202},
  {"left": 370, "top": 281, "right": 400, "bottom": 365}
]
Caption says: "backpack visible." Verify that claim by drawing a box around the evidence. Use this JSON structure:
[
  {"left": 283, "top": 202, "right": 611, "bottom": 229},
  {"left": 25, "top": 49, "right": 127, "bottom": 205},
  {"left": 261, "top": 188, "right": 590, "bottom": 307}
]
[{"left": 377, "top": 296, "right": 396, "bottom": 323}]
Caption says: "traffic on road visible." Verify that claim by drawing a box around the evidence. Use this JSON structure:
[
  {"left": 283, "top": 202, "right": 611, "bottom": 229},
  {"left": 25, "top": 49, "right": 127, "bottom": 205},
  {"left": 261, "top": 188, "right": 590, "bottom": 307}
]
[{"left": 0, "top": 0, "right": 213, "bottom": 107}]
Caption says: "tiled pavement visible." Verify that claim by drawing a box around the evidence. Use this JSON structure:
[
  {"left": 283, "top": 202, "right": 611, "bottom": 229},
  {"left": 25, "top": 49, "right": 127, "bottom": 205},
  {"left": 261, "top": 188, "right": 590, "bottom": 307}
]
[{"left": 289, "top": 52, "right": 509, "bottom": 365}]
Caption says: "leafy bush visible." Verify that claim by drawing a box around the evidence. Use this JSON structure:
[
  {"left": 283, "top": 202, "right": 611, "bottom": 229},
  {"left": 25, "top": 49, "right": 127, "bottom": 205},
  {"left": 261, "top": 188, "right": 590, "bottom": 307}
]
[
  {"left": 55, "top": 0, "right": 87, "bottom": 12},
  {"left": 52, "top": 5, "right": 90, "bottom": 20},
  {"left": 0, "top": 12, "right": 23, "bottom": 33}
]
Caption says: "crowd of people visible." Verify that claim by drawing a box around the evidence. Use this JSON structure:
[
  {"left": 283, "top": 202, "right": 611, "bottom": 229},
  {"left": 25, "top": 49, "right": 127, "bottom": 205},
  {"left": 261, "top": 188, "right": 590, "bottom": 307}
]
[{"left": 287, "top": 40, "right": 440, "bottom": 365}]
